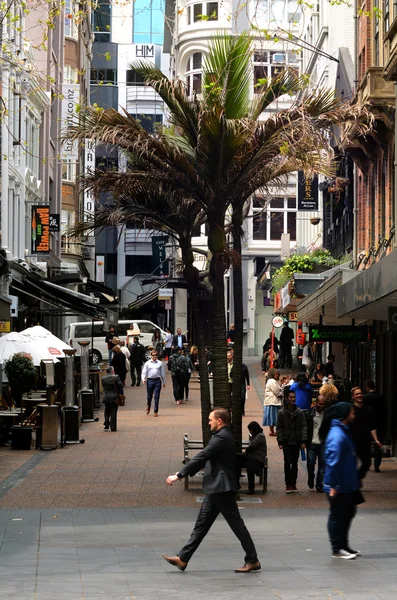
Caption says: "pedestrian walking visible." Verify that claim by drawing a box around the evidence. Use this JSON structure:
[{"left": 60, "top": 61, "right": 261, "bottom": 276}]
[
  {"left": 324, "top": 402, "right": 362, "bottom": 560},
  {"left": 229, "top": 360, "right": 251, "bottom": 416},
  {"left": 102, "top": 366, "right": 123, "bottom": 432},
  {"left": 111, "top": 345, "right": 127, "bottom": 385},
  {"left": 263, "top": 368, "right": 282, "bottom": 437},
  {"left": 324, "top": 354, "right": 335, "bottom": 377},
  {"left": 301, "top": 341, "right": 314, "bottom": 377},
  {"left": 141, "top": 349, "right": 166, "bottom": 416},
  {"left": 279, "top": 321, "right": 294, "bottom": 368},
  {"left": 176, "top": 349, "right": 194, "bottom": 402},
  {"left": 263, "top": 332, "right": 280, "bottom": 355},
  {"left": 119, "top": 341, "right": 130, "bottom": 377},
  {"left": 172, "top": 328, "right": 188, "bottom": 349},
  {"left": 350, "top": 387, "right": 382, "bottom": 485},
  {"left": 168, "top": 347, "right": 182, "bottom": 404},
  {"left": 152, "top": 330, "right": 164, "bottom": 359},
  {"left": 364, "top": 379, "right": 388, "bottom": 472},
  {"left": 236, "top": 421, "right": 267, "bottom": 495},
  {"left": 163, "top": 408, "right": 261, "bottom": 573},
  {"left": 129, "top": 336, "right": 146, "bottom": 386},
  {"left": 277, "top": 389, "right": 307, "bottom": 493},
  {"left": 307, "top": 394, "right": 326, "bottom": 492},
  {"left": 105, "top": 326, "right": 116, "bottom": 364},
  {"left": 164, "top": 327, "right": 173, "bottom": 360},
  {"left": 290, "top": 372, "right": 313, "bottom": 410}
]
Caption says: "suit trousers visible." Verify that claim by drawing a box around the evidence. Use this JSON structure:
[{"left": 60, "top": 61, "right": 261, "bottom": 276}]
[
  {"left": 178, "top": 491, "right": 258, "bottom": 564},
  {"left": 104, "top": 402, "right": 118, "bottom": 431},
  {"left": 131, "top": 364, "right": 142, "bottom": 386}
]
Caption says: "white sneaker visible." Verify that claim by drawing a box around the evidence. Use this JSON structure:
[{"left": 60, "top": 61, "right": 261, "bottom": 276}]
[{"left": 332, "top": 550, "right": 356, "bottom": 560}]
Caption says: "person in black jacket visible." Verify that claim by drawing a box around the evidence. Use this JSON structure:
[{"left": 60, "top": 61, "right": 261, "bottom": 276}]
[
  {"left": 163, "top": 408, "right": 260, "bottom": 573},
  {"left": 263, "top": 332, "right": 280, "bottom": 355},
  {"left": 129, "top": 336, "right": 146, "bottom": 386},
  {"left": 277, "top": 390, "right": 307, "bottom": 493},
  {"left": 279, "top": 322, "right": 294, "bottom": 368},
  {"left": 102, "top": 366, "right": 123, "bottom": 432},
  {"left": 350, "top": 386, "right": 382, "bottom": 483},
  {"left": 236, "top": 421, "right": 267, "bottom": 495},
  {"left": 111, "top": 345, "right": 127, "bottom": 385},
  {"left": 364, "top": 379, "right": 388, "bottom": 472},
  {"left": 229, "top": 362, "right": 251, "bottom": 415},
  {"left": 172, "top": 328, "right": 188, "bottom": 349}
]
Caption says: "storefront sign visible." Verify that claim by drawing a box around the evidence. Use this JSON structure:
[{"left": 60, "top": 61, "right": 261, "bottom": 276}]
[
  {"left": 158, "top": 288, "right": 173, "bottom": 299},
  {"left": 280, "top": 282, "right": 290, "bottom": 309},
  {"left": 96, "top": 255, "right": 105, "bottom": 283},
  {"left": 49, "top": 214, "right": 60, "bottom": 232},
  {"left": 298, "top": 171, "right": 319, "bottom": 211},
  {"left": 309, "top": 325, "right": 368, "bottom": 342},
  {"left": 61, "top": 84, "right": 79, "bottom": 160},
  {"left": 288, "top": 311, "right": 298, "bottom": 321},
  {"left": 274, "top": 292, "right": 281, "bottom": 312},
  {"left": 31, "top": 206, "right": 50, "bottom": 254},
  {"left": 272, "top": 316, "right": 284, "bottom": 328},
  {"left": 84, "top": 139, "right": 96, "bottom": 228},
  {"left": 0, "top": 321, "right": 10, "bottom": 333},
  {"left": 152, "top": 236, "right": 169, "bottom": 277},
  {"left": 165, "top": 299, "right": 172, "bottom": 310}
]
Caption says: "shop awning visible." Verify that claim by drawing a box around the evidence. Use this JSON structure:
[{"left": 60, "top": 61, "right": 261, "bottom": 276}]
[
  {"left": 297, "top": 267, "right": 361, "bottom": 325},
  {"left": 128, "top": 284, "right": 168, "bottom": 312},
  {"left": 11, "top": 277, "right": 106, "bottom": 319},
  {"left": 337, "top": 249, "right": 397, "bottom": 321}
]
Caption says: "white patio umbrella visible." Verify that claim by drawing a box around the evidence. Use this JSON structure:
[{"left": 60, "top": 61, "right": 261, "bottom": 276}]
[
  {"left": 19, "top": 326, "right": 72, "bottom": 358},
  {"left": 0, "top": 332, "right": 61, "bottom": 366}
]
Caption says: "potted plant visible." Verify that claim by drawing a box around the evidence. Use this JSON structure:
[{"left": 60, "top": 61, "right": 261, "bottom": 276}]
[{"left": 5, "top": 353, "right": 37, "bottom": 450}]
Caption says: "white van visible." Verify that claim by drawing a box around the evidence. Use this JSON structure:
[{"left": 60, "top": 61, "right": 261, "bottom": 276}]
[{"left": 67, "top": 320, "right": 167, "bottom": 364}]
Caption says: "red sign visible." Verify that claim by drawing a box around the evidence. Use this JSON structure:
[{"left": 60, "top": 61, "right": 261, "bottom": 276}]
[
  {"left": 274, "top": 292, "right": 281, "bottom": 312},
  {"left": 48, "top": 347, "right": 62, "bottom": 356}
]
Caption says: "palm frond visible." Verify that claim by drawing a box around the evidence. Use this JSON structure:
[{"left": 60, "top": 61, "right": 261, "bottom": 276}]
[{"left": 251, "top": 68, "right": 309, "bottom": 119}]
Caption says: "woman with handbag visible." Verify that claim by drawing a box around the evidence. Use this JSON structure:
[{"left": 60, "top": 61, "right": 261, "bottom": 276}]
[
  {"left": 111, "top": 345, "right": 127, "bottom": 385},
  {"left": 102, "top": 366, "right": 124, "bottom": 432}
]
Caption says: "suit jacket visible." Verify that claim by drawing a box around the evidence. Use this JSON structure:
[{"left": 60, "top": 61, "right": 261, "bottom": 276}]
[
  {"left": 102, "top": 374, "right": 124, "bottom": 404},
  {"left": 129, "top": 342, "right": 146, "bottom": 366},
  {"left": 172, "top": 334, "right": 187, "bottom": 348},
  {"left": 178, "top": 427, "right": 238, "bottom": 494}
]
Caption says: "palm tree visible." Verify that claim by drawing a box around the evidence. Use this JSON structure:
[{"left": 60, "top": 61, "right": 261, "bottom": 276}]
[{"left": 69, "top": 33, "right": 372, "bottom": 444}]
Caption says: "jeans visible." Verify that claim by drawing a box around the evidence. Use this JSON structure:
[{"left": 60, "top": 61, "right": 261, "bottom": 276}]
[
  {"left": 307, "top": 443, "right": 325, "bottom": 490},
  {"left": 146, "top": 378, "right": 162, "bottom": 413},
  {"left": 108, "top": 349, "right": 113, "bottom": 364},
  {"left": 327, "top": 491, "right": 357, "bottom": 553},
  {"left": 282, "top": 443, "right": 300, "bottom": 486},
  {"left": 178, "top": 492, "right": 258, "bottom": 564},
  {"left": 104, "top": 402, "right": 118, "bottom": 431}
]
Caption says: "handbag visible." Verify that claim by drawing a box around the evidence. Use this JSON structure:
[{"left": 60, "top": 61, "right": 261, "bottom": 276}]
[{"left": 113, "top": 378, "right": 125, "bottom": 407}]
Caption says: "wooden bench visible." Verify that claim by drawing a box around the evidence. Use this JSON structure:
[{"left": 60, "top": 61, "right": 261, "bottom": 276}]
[{"left": 183, "top": 433, "right": 268, "bottom": 493}]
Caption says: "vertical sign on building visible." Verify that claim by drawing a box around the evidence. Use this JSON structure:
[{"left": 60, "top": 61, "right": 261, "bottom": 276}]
[
  {"left": 31, "top": 206, "right": 50, "bottom": 253},
  {"left": 84, "top": 139, "right": 96, "bottom": 223},
  {"left": 61, "top": 84, "right": 80, "bottom": 160},
  {"left": 96, "top": 255, "right": 105, "bottom": 283},
  {"left": 297, "top": 171, "right": 319, "bottom": 211},
  {"left": 152, "top": 236, "right": 169, "bottom": 277}
]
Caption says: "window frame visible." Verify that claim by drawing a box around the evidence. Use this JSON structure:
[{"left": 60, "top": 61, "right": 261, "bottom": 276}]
[
  {"left": 186, "top": 51, "right": 203, "bottom": 96},
  {"left": 252, "top": 50, "right": 299, "bottom": 93},
  {"left": 188, "top": 1, "right": 218, "bottom": 23},
  {"left": 252, "top": 196, "right": 297, "bottom": 242}
]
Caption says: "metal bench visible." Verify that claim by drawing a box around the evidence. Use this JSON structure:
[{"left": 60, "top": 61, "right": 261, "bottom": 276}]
[{"left": 183, "top": 433, "right": 268, "bottom": 493}]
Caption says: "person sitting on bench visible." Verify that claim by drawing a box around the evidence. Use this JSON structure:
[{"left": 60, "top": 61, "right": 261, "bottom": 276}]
[{"left": 236, "top": 421, "right": 267, "bottom": 495}]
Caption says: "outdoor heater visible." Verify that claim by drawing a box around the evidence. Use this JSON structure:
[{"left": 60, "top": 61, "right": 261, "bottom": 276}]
[
  {"left": 78, "top": 341, "right": 96, "bottom": 422},
  {"left": 62, "top": 348, "right": 82, "bottom": 444}
]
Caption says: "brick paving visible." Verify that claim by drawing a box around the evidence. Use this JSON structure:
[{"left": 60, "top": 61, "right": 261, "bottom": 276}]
[{"left": 0, "top": 358, "right": 397, "bottom": 509}]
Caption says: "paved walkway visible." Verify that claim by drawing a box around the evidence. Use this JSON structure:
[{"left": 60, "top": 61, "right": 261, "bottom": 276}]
[
  {"left": 1, "top": 507, "right": 397, "bottom": 600},
  {"left": 0, "top": 358, "right": 397, "bottom": 509}
]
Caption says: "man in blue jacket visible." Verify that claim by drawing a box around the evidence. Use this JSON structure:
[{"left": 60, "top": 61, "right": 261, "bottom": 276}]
[
  {"left": 324, "top": 402, "right": 361, "bottom": 560},
  {"left": 163, "top": 408, "right": 260, "bottom": 573}
]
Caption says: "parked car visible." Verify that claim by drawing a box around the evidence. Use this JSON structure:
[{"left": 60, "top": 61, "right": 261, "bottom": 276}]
[{"left": 67, "top": 320, "right": 166, "bottom": 364}]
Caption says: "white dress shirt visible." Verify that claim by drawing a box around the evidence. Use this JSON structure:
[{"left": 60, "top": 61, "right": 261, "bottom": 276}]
[{"left": 142, "top": 359, "right": 166, "bottom": 384}]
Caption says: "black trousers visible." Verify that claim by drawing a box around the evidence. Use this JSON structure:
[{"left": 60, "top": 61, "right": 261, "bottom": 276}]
[
  {"left": 372, "top": 432, "right": 385, "bottom": 471},
  {"left": 236, "top": 454, "right": 262, "bottom": 491},
  {"left": 177, "top": 373, "right": 190, "bottom": 400},
  {"left": 356, "top": 443, "right": 371, "bottom": 481},
  {"left": 327, "top": 491, "right": 357, "bottom": 553},
  {"left": 171, "top": 374, "right": 180, "bottom": 401},
  {"left": 131, "top": 364, "right": 142, "bottom": 386},
  {"left": 178, "top": 491, "right": 258, "bottom": 564},
  {"left": 280, "top": 347, "right": 292, "bottom": 369},
  {"left": 104, "top": 402, "right": 118, "bottom": 431},
  {"left": 282, "top": 443, "right": 300, "bottom": 485}
]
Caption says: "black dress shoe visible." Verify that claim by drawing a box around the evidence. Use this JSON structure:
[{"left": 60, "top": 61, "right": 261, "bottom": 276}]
[
  {"left": 246, "top": 489, "right": 255, "bottom": 495},
  {"left": 163, "top": 554, "right": 187, "bottom": 571}
]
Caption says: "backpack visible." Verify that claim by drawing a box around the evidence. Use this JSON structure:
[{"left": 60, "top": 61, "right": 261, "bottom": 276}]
[{"left": 176, "top": 354, "right": 190, "bottom": 375}]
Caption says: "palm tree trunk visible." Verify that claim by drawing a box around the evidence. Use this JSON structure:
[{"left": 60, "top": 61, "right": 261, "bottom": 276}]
[
  {"left": 181, "top": 241, "right": 212, "bottom": 445},
  {"left": 207, "top": 219, "right": 229, "bottom": 408},
  {"left": 231, "top": 218, "right": 244, "bottom": 450}
]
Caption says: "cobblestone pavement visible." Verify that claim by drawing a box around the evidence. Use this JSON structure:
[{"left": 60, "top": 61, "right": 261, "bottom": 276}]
[{"left": 0, "top": 357, "right": 397, "bottom": 509}]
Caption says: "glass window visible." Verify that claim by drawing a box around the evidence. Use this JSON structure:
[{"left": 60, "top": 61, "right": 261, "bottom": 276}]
[
  {"left": 287, "top": 197, "right": 296, "bottom": 208},
  {"left": 125, "top": 255, "right": 153, "bottom": 276},
  {"left": 253, "top": 213, "right": 267, "bottom": 240},
  {"left": 384, "top": 0, "right": 390, "bottom": 31},
  {"left": 62, "top": 160, "right": 77, "bottom": 181},
  {"left": 126, "top": 69, "right": 145, "bottom": 86},
  {"left": 207, "top": 2, "right": 218, "bottom": 19},
  {"left": 64, "top": 0, "right": 78, "bottom": 38},
  {"left": 186, "top": 52, "right": 203, "bottom": 96},
  {"left": 93, "top": 0, "right": 111, "bottom": 42},
  {"left": 194, "top": 3, "right": 203, "bottom": 21},
  {"left": 131, "top": 113, "right": 163, "bottom": 133},
  {"left": 64, "top": 65, "right": 78, "bottom": 84},
  {"left": 139, "top": 322, "right": 158, "bottom": 334},
  {"left": 90, "top": 69, "right": 117, "bottom": 85},
  {"left": 133, "top": 0, "right": 164, "bottom": 44},
  {"left": 192, "top": 73, "right": 202, "bottom": 93},
  {"left": 287, "top": 212, "right": 296, "bottom": 241},
  {"left": 270, "top": 212, "right": 284, "bottom": 240},
  {"left": 271, "top": 198, "right": 284, "bottom": 208},
  {"left": 192, "top": 52, "right": 202, "bottom": 69}
]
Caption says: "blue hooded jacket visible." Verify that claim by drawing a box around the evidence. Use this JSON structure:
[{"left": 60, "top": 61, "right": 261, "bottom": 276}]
[{"left": 324, "top": 419, "right": 359, "bottom": 493}]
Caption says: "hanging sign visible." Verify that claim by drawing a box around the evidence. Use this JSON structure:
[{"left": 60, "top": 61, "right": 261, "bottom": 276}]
[
  {"left": 298, "top": 171, "right": 319, "bottom": 211},
  {"left": 49, "top": 214, "right": 60, "bottom": 232},
  {"left": 152, "top": 236, "right": 169, "bottom": 277},
  {"left": 272, "top": 316, "right": 284, "bottom": 328},
  {"left": 32, "top": 206, "right": 50, "bottom": 254},
  {"left": 61, "top": 84, "right": 79, "bottom": 160},
  {"left": 84, "top": 139, "right": 96, "bottom": 227}
]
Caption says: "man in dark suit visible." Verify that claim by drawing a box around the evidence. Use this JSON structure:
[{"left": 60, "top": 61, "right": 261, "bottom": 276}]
[
  {"left": 279, "top": 322, "right": 294, "bottom": 368},
  {"left": 163, "top": 408, "right": 260, "bottom": 573},
  {"left": 172, "top": 328, "right": 187, "bottom": 349},
  {"left": 101, "top": 366, "right": 124, "bottom": 432},
  {"left": 129, "top": 336, "right": 146, "bottom": 386}
]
